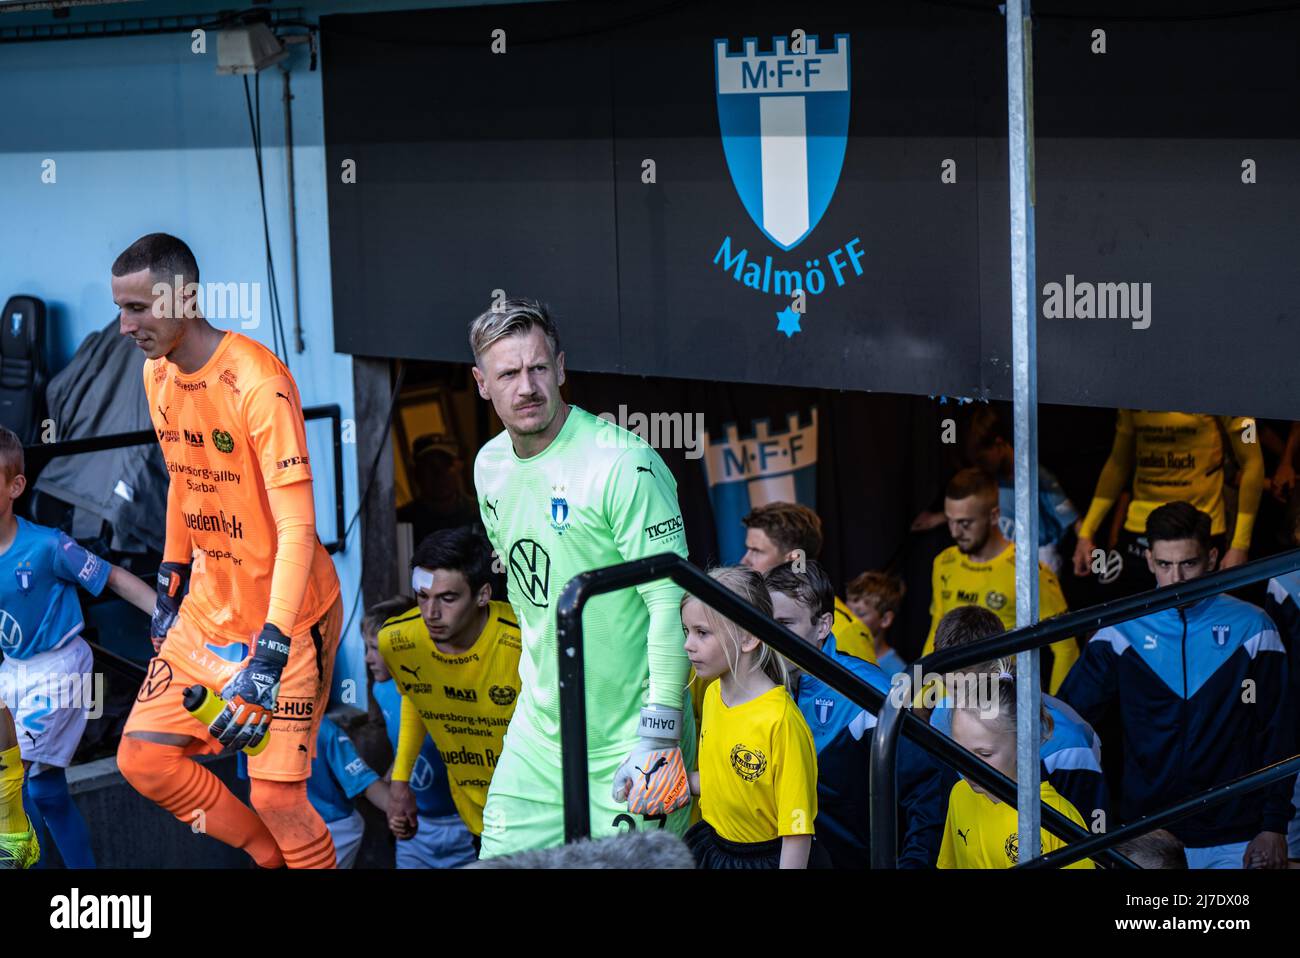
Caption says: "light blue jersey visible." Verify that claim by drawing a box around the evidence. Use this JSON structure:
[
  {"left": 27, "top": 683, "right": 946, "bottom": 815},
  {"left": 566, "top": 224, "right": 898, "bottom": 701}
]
[
  {"left": 307, "top": 716, "right": 380, "bottom": 825},
  {"left": 372, "top": 678, "right": 458, "bottom": 819},
  {"left": 997, "top": 466, "right": 1079, "bottom": 549},
  {"left": 0, "top": 518, "right": 110, "bottom": 660}
]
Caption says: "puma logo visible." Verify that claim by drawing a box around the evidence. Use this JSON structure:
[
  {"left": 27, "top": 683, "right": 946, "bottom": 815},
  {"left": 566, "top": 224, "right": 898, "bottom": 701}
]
[
  {"left": 957, "top": 828, "right": 970, "bottom": 845},
  {"left": 484, "top": 499, "right": 499, "bottom": 521},
  {"left": 635, "top": 465, "right": 655, "bottom": 478},
  {"left": 297, "top": 744, "right": 308, "bottom": 754},
  {"left": 275, "top": 391, "right": 292, "bottom": 404},
  {"left": 636, "top": 756, "right": 668, "bottom": 787},
  {"left": 158, "top": 405, "right": 169, "bottom": 424},
  {"left": 400, "top": 665, "right": 422, "bottom": 680}
]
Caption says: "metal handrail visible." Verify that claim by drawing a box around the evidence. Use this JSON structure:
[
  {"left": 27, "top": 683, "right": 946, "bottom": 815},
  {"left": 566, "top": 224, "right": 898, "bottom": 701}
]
[
  {"left": 553, "top": 552, "right": 1132, "bottom": 866},
  {"left": 1019, "top": 754, "right": 1300, "bottom": 869},
  {"left": 870, "top": 546, "right": 1300, "bottom": 868},
  {"left": 23, "top": 403, "right": 347, "bottom": 553}
]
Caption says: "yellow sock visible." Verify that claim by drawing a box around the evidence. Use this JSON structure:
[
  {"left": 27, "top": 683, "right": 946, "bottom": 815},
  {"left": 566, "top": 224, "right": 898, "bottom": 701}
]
[{"left": 0, "top": 745, "right": 29, "bottom": 834}]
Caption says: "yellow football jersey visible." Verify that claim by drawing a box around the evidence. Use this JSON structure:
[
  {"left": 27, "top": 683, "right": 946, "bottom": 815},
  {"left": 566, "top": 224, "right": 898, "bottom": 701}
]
[
  {"left": 698, "top": 681, "right": 817, "bottom": 844},
  {"left": 1079, "top": 410, "right": 1262, "bottom": 550},
  {"left": 938, "top": 778, "right": 1095, "bottom": 869},
  {"left": 923, "top": 543, "right": 1077, "bottom": 694},
  {"left": 379, "top": 600, "right": 522, "bottom": 835},
  {"left": 832, "top": 596, "right": 878, "bottom": 664}
]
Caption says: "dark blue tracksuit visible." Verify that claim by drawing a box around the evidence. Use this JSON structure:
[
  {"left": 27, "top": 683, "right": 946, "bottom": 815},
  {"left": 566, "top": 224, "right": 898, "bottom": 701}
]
[
  {"left": 797, "top": 636, "right": 951, "bottom": 868},
  {"left": 1058, "top": 594, "right": 1294, "bottom": 848}
]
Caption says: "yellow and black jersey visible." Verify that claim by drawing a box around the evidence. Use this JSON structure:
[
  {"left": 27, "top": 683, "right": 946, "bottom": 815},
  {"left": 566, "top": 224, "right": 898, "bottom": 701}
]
[
  {"left": 697, "top": 681, "right": 817, "bottom": 844},
  {"left": 379, "top": 600, "right": 522, "bottom": 835},
  {"left": 923, "top": 543, "right": 1076, "bottom": 693},
  {"left": 938, "top": 779, "right": 1095, "bottom": 869},
  {"left": 1079, "top": 410, "right": 1263, "bottom": 551}
]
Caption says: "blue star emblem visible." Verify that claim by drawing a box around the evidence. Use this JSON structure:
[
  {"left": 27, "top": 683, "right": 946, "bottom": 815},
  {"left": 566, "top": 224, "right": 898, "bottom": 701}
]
[{"left": 776, "top": 307, "right": 802, "bottom": 337}]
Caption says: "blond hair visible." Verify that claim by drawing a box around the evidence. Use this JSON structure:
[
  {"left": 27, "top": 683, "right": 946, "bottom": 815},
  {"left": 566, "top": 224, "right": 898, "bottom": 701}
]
[
  {"left": 467, "top": 298, "right": 560, "bottom": 366},
  {"left": 682, "top": 566, "right": 790, "bottom": 689}
]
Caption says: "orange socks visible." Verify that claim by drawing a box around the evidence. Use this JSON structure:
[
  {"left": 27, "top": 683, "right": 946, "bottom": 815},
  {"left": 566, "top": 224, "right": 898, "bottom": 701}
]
[
  {"left": 117, "top": 735, "right": 284, "bottom": 867},
  {"left": 250, "top": 778, "right": 336, "bottom": 869}
]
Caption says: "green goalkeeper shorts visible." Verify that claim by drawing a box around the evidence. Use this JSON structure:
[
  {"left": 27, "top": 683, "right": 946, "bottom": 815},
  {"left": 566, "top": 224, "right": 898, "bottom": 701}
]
[{"left": 478, "top": 709, "right": 697, "bottom": 859}]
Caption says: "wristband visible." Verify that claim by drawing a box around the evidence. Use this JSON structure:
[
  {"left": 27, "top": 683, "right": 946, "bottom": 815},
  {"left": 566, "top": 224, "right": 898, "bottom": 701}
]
[{"left": 638, "top": 706, "right": 683, "bottom": 742}]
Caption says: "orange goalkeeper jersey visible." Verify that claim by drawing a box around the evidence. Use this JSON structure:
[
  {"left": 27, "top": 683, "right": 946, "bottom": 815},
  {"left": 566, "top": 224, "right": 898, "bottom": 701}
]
[{"left": 145, "top": 331, "right": 339, "bottom": 643}]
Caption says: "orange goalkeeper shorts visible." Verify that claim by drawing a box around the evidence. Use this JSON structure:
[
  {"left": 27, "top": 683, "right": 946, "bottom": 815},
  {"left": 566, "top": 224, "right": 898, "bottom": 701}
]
[{"left": 124, "top": 595, "right": 342, "bottom": 782}]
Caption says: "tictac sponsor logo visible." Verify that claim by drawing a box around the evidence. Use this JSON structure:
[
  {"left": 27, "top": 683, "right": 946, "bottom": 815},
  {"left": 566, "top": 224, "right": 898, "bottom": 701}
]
[{"left": 644, "top": 515, "right": 684, "bottom": 541}]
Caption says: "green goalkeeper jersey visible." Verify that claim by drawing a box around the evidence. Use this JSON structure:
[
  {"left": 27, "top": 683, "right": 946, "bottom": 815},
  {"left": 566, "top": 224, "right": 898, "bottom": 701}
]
[{"left": 474, "top": 405, "right": 690, "bottom": 761}]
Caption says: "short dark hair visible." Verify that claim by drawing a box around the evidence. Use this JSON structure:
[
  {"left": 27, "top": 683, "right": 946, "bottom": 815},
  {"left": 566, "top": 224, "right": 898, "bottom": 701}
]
[
  {"left": 1145, "top": 501, "right": 1212, "bottom": 552},
  {"left": 742, "top": 501, "right": 823, "bottom": 559},
  {"left": 934, "top": 605, "right": 1004, "bottom": 653},
  {"left": 111, "top": 233, "right": 200, "bottom": 287},
  {"left": 0, "top": 426, "right": 24, "bottom": 482},
  {"left": 362, "top": 595, "right": 416, "bottom": 638},
  {"left": 945, "top": 467, "right": 998, "bottom": 502},
  {"left": 410, "top": 525, "right": 493, "bottom": 594},
  {"left": 1115, "top": 829, "right": 1188, "bottom": 869},
  {"left": 764, "top": 559, "right": 834, "bottom": 621}
]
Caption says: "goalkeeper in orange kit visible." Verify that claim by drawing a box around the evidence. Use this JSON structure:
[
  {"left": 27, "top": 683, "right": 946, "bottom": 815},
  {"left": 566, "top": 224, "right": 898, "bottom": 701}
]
[{"left": 111, "top": 233, "right": 342, "bottom": 869}]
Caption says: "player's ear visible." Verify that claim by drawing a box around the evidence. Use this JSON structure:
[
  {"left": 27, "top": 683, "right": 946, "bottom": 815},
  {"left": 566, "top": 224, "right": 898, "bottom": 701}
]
[
  {"left": 476, "top": 582, "right": 492, "bottom": 606},
  {"left": 471, "top": 363, "right": 489, "bottom": 400},
  {"left": 8, "top": 473, "right": 26, "bottom": 498},
  {"left": 554, "top": 350, "right": 566, "bottom": 386}
]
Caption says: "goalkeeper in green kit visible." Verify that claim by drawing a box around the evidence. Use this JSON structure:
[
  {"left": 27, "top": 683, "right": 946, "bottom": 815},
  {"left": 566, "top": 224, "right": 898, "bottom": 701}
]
[{"left": 469, "top": 299, "right": 695, "bottom": 857}]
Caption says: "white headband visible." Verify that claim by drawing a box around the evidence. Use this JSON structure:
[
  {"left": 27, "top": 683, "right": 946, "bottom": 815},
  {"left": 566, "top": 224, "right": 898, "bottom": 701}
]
[{"left": 411, "top": 567, "right": 434, "bottom": 593}]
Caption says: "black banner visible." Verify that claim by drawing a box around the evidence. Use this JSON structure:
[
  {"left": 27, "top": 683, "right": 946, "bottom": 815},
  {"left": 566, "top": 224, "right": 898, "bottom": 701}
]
[{"left": 323, "top": 1, "right": 1300, "bottom": 418}]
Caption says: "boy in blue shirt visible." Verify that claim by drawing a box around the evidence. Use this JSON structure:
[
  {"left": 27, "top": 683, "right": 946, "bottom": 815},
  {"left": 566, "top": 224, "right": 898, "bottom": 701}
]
[
  {"left": 363, "top": 598, "right": 476, "bottom": 868},
  {"left": 846, "top": 571, "right": 907, "bottom": 675},
  {"left": 307, "top": 715, "right": 389, "bottom": 868},
  {"left": 0, "top": 427, "right": 155, "bottom": 868},
  {"left": 766, "top": 559, "right": 949, "bottom": 868}
]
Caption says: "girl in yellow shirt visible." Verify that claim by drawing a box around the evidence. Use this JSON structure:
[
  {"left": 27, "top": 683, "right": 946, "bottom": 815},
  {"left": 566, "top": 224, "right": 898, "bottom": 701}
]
[
  {"left": 938, "top": 672, "right": 1095, "bottom": 869},
  {"left": 682, "top": 566, "right": 819, "bottom": 869}
]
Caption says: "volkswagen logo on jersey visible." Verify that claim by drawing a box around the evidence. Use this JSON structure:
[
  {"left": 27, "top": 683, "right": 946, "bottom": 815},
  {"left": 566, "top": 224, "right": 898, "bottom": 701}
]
[
  {"left": 0, "top": 610, "right": 21, "bottom": 652},
  {"left": 509, "top": 539, "right": 551, "bottom": 608},
  {"left": 410, "top": 754, "right": 435, "bottom": 791},
  {"left": 14, "top": 561, "right": 33, "bottom": 594},
  {"left": 1211, "top": 624, "right": 1230, "bottom": 647},
  {"left": 549, "top": 485, "right": 571, "bottom": 535},
  {"left": 813, "top": 696, "right": 834, "bottom": 725}
]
